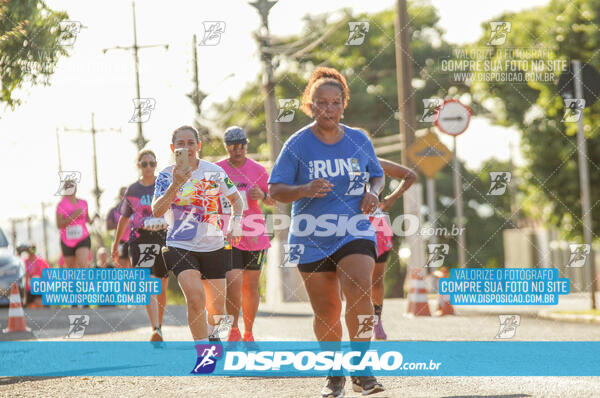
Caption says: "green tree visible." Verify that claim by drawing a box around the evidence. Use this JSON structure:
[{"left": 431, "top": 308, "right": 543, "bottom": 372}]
[
  {"left": 470, "top": 0, "right": 600, "bottom": 241},
  {"left": 1, "top": 0, "right": 70, "bottom": 107}
]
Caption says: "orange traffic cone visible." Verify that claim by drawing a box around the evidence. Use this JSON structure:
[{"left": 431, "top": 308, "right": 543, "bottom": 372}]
[
  {"left": 407, "top": 268, "right": 431, "bottom": 316},
  {"left": 434, "top": 267, "right": 455, "bottom": 316},
  {"left": 3, "top": 282, "right": 31, "bottom": 333}
]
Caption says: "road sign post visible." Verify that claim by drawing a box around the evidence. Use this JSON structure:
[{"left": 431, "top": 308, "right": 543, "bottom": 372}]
[
  {"left": 435, "top": 100, "right": 472, "bottom": 267},
  {"left": 407, "top": 129, "right": 453, "bottom": 248}
]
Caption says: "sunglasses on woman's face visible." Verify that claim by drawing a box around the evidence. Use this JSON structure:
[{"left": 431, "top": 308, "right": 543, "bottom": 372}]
[{"left": 140, "top": 161, "right": 156, "bottom": 168}]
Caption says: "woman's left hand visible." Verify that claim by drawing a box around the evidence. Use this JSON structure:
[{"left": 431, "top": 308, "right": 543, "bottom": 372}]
[{"left": 360, "top": 191, "right": 379, "bottom": 215}]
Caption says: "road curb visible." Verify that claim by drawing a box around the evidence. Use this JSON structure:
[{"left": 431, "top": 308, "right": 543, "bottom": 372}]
[{"left": 538, "top": 310, "right": 600, "bottom": 324}]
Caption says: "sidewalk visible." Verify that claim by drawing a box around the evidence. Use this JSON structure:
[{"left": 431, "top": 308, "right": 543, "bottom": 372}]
[{"left": 260, "top": 292, "right": 600, "bottom": 324}]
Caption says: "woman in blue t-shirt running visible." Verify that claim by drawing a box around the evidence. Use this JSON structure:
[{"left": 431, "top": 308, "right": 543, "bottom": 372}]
[{"left": 269, "top": 67, "right": 385, "bottom": 397}]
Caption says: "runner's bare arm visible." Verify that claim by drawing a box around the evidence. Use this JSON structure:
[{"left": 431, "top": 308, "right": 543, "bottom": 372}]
[
  {"left": 378, "top": 158, "right": 417, "bottom": 210},
  {"left": 226, "top": 190, "right": 244, "bottom": 216},
  {"left": 379, "top": 158, "right": 417, "bottom": 197},
  {"left": 113, "top": 216, "right": 130, "bottom": 243},
  {"left": 111, "top": 216, "right": 130, "bottom": 261},
  {"left": 269, "top": 179, "right": 333, "bottom": 203}
]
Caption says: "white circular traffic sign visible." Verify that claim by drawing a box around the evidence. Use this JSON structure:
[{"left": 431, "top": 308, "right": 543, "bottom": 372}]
[{"left": 435, "top": 99, "right": 472, "bottom": 136}]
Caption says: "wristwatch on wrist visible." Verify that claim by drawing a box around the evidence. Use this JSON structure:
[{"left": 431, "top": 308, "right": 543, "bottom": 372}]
[{"left": 263, "top": 190, "right": 268, "bottom": 200}]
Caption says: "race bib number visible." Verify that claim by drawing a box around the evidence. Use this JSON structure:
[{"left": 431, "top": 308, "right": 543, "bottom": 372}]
[
  {"left": 220, "top": 195, "right": 232, "bottom": 214},
  {"left": 220, "top": 191, "right": 248, "bottom": 213},
  {"left": 66, "top": 225, "right": 83, "bottom": 240}
]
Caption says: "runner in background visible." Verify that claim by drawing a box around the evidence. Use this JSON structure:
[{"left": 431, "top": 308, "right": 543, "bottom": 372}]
[
  {"left": 56, "top": 178, "right": 92, "bottom": 268},
  {"left": 360, "top": 128, "right": 417, "bottom": 340},
  {"left": 17, "top": 242, "right": 49, "bottom": 308},
  {"left": 152, "top": 126, "right": 244, "bottom": 354},
  {"left": 95, "top": 247, "right": 114, "bottom": 268},
  {"left": 106, "top": 187, "right": 130, "bottom": 267},
  {"left": 269, "top": 67, "right": 385, "bottom": 397},
  {"left": 216, "top": 126, "right": 275, "bottom": 342},
  {"left": 112, "top": 149, "right": 169, "bottom": 343}
]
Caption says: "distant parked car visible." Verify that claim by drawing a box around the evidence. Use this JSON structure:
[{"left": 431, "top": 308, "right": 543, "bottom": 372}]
[{"left": 0, "top": 227, "right": 26, "bottom": 306}]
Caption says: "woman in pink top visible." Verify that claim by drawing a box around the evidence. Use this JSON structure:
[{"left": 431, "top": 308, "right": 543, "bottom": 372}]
[
  {"left": 17, "top": 242, "right": 49, "bottom": 308},
  {"left": 56, "top": 178, "right": 92, "bottom": 267},
  {"left": 216, "top": 126, "right": 275, "bottom": 342}
]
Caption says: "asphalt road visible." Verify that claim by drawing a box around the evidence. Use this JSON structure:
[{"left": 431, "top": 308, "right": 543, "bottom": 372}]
[{"left": 1, "top": 298, "right": 599, "bottom": 397}]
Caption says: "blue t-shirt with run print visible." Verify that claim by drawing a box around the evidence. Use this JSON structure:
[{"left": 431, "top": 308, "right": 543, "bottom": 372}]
[{"left": 268, "top": 124, "right": 384, "bottom": 264}]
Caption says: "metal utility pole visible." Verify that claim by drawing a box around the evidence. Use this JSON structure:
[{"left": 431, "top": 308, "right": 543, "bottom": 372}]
[
  {"left": 250, "top": 0, "right": 301, "bottom": 302},
  {"left": 102, "top": 1, "right": 168, "bottom": 150},
  {"left": 64, "top": 113, "right": 121, "bottom": 218},
  {"left": 394, "top": 0, "right": 424, "bottom": 270},
  {"left": 250, "top": 0, "right": 282, "bottom": 164},
  {"left": 452, "top": 137, "right": 466, "bottom": 267},
  {"left": 394, "top": 0, "right": 417, "bottom": 165},
  {"left": 56, "top": 128, "right": 63, "bottom": 172},
  {"left": 41, "top": 202, "right": 50, "bottom": 260},
  {"left": 573, "top": 60, "right": 597, "bottom": 309},
  {"left": 189, "top": 34, "right": 210, "bottom": 140}
]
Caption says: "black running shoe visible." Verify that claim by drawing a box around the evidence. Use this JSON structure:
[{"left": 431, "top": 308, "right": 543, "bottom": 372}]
[
  {"left": 321, "top": 375, "right": 345, "bottom": 398},
  {"left": 351, "top": 376, "right": 384, "bottom": 395}
]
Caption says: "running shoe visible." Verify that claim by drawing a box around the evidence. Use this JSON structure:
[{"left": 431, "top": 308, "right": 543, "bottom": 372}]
[
  {"left": 351, "top": 376, "right": 384, "bottom": 395},
  {"left": 242, "top": 330, "right": 254, "bottom": 342},
  {"left": 150, "top": 327, "right": 163, "bottom": 343},
  {"left": 321, "top": 375, "right": 345, "bottom": 397},
  {"left": 228, "top": 326, "right": 241, "bottom": 342},
  {"left": 373, "top": 319, "right": 387, "bottom": 340}
]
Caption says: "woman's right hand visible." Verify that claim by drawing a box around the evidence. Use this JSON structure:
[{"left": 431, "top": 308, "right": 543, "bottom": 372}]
[
  {"left": 111, "top": 241, "right": 120, "bottom": 265},
  {"left": 302, "top": 178, "right": 333, "bottom": 198},
  {"left": 172, "top": 164, "right": 192, "bottom": 188}
]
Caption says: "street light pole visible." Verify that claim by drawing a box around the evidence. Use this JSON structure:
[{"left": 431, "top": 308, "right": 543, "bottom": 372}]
[
  {"left": 64, "top": 113, "right": 121, "bottom": 219},
  {"left": 573, "top": 60, "right": 597, "bottom": 309},
  {"left": 394, "top": 0, "right": 424, "bottom": 271},
  {"left": 102, "top": 1, "right": 168, "bottom": 151},
  {"left": 249, "top": 0, "right": 300, "bottom": 303}
]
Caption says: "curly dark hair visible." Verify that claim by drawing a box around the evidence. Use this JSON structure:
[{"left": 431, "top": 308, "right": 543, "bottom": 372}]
[{"left": 300, "top": 67, "right": 350, "bottom": 117}]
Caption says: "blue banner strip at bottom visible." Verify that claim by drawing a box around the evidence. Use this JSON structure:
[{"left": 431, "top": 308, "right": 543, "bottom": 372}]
[{"left": 1, "top": 341, "right": 599, "bottom": 377}]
